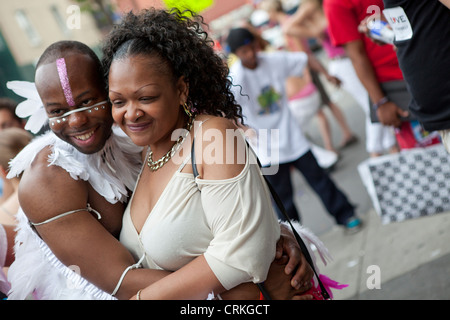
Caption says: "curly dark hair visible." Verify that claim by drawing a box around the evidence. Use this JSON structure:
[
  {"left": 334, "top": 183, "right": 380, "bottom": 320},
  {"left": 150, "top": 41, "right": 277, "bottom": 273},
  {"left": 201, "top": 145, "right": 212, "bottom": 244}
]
[{"left": 101, "top": 8, "right": 243, "bottom": 123}]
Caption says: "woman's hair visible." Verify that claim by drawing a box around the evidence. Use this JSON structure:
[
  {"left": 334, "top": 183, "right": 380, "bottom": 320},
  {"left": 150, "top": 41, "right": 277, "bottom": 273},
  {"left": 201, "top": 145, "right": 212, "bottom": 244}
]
[
  {"left": 0, "top": 128, "right": 32, "bottom": 170},
  {"left": 102, "top": 8, "right": 243, "bottom": 123}
]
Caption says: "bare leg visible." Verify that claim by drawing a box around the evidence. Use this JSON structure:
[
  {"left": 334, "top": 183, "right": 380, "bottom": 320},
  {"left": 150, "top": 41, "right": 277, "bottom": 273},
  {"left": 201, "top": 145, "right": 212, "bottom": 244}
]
[
  {"left": 316, "top": 109, "right": 337, "bottom": 153},
  {"left": 326, "top": 101, "right": 356, "bottom": 147},
  {"left": 389, "top": 145, "right": 400, "bottom": 154}
]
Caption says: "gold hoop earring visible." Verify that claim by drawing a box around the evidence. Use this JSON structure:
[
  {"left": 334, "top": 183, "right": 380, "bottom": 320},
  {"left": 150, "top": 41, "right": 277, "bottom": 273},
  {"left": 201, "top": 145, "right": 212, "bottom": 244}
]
[{"left": 183, "top": 102, "right": 193, "bottom": 118}]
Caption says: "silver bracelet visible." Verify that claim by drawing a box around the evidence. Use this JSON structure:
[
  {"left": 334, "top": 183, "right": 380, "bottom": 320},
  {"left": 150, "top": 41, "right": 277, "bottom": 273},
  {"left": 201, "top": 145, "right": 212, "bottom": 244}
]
[
  {"left": 111, "top": 254, "right": 145, "bottom": 296},
  {"left": 373, "top": 96, "right": 389, "bottom": 110}
]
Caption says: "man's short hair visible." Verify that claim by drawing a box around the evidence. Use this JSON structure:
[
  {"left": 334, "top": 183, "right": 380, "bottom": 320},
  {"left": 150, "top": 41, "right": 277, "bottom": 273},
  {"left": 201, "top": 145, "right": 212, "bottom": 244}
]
[{"left": 36, "top": 40, "right": 105, "bottom": 87}]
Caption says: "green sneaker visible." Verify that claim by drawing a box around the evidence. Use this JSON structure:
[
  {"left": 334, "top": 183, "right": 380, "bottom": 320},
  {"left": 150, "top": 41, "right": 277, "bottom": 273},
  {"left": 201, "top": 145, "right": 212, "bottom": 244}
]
[{"left": 345, "top": 217, "right": 362, "bottom": 234}]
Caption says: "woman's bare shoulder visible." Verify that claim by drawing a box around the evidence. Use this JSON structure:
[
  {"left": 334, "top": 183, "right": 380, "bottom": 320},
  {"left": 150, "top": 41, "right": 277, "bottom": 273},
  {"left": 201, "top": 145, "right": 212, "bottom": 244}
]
[{"left": 193, "top": 115, "right": 246, "bottom": 180}]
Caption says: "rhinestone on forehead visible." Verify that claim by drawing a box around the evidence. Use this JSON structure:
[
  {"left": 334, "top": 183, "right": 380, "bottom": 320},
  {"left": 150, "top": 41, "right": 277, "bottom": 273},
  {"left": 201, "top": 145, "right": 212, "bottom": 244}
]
[
  {"left": 49, "top": 101, "right": 107, "bottom": 126},
  {"left": 56, "top": 58, "right": 76, "bottom": 107}
]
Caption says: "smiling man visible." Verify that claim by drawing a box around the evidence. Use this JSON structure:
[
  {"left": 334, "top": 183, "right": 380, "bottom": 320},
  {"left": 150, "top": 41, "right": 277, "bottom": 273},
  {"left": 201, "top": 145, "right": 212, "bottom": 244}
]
[
  {"left": 34, "top": 52, "right": 114, "bottom": 154},
  {"left": 37, "top": 58, "right": 109, "bottom": 152},
  {"left": 6, "top": 41, "right": 148, "bottom": 299}
]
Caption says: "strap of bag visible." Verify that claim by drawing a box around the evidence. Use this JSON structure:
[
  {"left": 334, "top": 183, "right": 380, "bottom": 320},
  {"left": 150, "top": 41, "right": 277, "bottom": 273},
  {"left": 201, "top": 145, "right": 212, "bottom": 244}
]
[
  {"left": 191, "top": 138, "right": 330, "bottom": 300},
  {"left": 192, "top": 138, "right": 200, "bottom": 178},
  {"left": 260, "top": 170, "right": 330, "bottom": 299}
]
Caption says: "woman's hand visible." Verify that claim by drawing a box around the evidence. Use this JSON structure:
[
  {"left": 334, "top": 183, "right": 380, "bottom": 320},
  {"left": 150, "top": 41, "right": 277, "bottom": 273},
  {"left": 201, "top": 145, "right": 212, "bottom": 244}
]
[{"left": 325, "top": 75, "right": 342, "bottom": 88}]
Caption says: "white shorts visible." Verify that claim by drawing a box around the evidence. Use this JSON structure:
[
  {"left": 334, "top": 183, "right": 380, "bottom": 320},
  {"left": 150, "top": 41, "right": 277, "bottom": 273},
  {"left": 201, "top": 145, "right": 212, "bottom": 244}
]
[
  {"left": 288, "top": 90, "right": 321, "bottom": 130},
  {"left": 329, "top": 58, "right": 396, "bottom": 153},
  {"left": 438, "top": 130, "right": 450, "bottom": 153}
]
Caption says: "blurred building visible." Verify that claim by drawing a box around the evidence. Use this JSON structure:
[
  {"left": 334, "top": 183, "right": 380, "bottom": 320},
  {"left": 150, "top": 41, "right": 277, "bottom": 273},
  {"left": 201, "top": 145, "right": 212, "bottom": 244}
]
[
  {"left": 113, "top": 0, "right": 247, "bottom": 23},
  {"left": 0, "top": 0, "right": 301, "bottom": 99},
  {"left": 112, "top": 0, "right": 299, "bottom": 50},
  {"left": 0, "top": 0, "right": 106, "bottom": 99},
  {"left": 113, "top": 0, "right": 252, "bottom": 36},
  {"left": 112, "top": 0, "right": 165, "bottom": 12}
]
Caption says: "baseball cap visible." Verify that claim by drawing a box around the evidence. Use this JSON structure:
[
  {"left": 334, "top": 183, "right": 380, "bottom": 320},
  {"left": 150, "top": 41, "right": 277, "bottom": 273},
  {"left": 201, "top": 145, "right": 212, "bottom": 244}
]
[{"left": 226, "top": 28, "right": 255, "bottom": 53}]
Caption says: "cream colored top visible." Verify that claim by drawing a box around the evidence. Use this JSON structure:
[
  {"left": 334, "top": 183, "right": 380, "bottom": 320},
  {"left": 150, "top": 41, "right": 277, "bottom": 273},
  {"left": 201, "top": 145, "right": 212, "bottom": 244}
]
[{"left": 120, "top": 142, "right": 280, "bottom": 290}]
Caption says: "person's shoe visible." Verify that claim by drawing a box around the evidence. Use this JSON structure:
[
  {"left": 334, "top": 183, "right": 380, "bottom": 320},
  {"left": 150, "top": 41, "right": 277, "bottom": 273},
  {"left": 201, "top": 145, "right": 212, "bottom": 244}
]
[
  {"left": 345, "top": 217, "right": 362, "bottom": 234},
  {"left": 339, "top": 135, "right": 358, "bottom": 149},
  {"left": 310, "top": 144, "right": 339, "bottom": 169}
]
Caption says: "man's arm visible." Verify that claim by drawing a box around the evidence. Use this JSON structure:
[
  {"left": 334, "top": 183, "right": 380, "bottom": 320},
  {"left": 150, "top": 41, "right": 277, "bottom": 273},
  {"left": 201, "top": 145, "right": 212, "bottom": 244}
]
[
  {"left": 439, "top": 0, "right": 450, "bottom": 9},
  {"left": 307, "top": 53, "right": 342, "bottom": 87},
  {"left": 282, "top": 0, "right": 323, "bottom": 39},
  {"left": 344, "top": 39, "right": 407, "bottom": 127},
  {"left": 18, "top": 150, "right": 170, "bottom": 300}
]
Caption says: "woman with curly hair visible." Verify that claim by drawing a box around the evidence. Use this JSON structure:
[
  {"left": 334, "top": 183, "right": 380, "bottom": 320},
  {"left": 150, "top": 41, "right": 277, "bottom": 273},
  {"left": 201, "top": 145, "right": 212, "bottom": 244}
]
[{"left": 103, "top": 8, "right": 319, "bottom": 300}]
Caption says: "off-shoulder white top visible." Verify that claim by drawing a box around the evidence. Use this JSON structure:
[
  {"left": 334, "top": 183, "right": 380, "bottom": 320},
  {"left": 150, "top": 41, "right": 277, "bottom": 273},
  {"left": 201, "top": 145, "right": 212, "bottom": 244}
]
[{"left": 120, "top": 139, "right": 280, "bottom": 291}]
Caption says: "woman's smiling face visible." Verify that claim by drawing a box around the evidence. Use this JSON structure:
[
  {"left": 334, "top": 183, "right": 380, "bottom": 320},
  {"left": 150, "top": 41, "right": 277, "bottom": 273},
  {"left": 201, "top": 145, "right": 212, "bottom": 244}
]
[{"left": 108, "top": 54, "right": 188, "bottom": 147}]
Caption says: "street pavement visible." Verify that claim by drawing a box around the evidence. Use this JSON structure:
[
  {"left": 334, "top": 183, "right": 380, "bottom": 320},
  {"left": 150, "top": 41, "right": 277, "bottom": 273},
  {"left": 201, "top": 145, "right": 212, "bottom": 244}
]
[{"left": 291, "top": 71, "right": 450, "bottom": 300}]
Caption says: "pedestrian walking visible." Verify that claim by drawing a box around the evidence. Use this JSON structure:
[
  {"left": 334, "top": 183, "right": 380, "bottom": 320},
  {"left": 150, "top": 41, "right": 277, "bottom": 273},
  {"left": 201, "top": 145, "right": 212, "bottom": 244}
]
[{"left": 227, "top": 27, "right": 361, "bottom": 232}]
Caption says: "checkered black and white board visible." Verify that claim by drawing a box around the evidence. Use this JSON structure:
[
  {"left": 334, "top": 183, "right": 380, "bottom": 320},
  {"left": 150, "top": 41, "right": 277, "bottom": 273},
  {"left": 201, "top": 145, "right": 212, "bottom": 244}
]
[{"left": 358, "top": 144, "right": 450, "bottom": 224}]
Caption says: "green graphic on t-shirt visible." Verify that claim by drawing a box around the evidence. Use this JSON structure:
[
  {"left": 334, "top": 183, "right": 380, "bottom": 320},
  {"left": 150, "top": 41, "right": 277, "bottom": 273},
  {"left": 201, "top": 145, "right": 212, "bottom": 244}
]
[{"left": 258, "top": 86, "right": 281, "bottom": 115}]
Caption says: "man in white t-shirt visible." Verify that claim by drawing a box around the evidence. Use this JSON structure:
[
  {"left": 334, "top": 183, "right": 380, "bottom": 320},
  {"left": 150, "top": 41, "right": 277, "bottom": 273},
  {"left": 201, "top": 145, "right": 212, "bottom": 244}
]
[{"left": 227, "top": 27, "right": 361, "bottom": 232}]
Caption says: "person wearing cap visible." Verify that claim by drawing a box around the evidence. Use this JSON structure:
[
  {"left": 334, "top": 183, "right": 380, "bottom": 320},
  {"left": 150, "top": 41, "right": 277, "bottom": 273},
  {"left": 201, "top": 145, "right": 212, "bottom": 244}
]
[{"left": 227, "top": 27, "right": 361, "bottom": 233}]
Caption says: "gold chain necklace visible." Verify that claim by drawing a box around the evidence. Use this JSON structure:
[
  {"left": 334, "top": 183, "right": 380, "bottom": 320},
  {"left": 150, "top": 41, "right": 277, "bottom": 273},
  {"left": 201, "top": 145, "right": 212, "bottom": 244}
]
[{"left": 146, "top": 115, "right": 195, "bottom": 171}]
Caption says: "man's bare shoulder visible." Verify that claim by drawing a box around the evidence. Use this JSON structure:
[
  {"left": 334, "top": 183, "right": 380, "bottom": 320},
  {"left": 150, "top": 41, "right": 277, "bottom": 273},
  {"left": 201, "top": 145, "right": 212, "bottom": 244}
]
[{"left": 18, "top": 146, "right": 88, "bottom": 224}]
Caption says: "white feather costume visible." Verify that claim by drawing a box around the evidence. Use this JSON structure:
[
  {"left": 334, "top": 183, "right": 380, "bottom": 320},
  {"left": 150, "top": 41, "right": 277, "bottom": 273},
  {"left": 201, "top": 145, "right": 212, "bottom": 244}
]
[
  {"left": 0, "top": 224, "right": 10, "bottom": 296},
  {"left": 6, "top": 128, "right": 142, "bottom": 300}
]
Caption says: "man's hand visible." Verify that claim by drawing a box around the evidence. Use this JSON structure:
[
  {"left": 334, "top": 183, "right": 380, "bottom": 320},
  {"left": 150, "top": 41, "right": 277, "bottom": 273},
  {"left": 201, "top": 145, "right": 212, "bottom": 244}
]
[
  {"left": 276, "top": 224, "right": 314, "bottom": 290},
  {"left": 263, "top": 261, "right": 313, "bottom": 300},
  {"left": 376, "top": 101, "right": 409, "bottom": 127},
  {"left": 218, "top": 225, "right": 316, "bottom": 300},
  {"left": 358, "top": 15, "right": 391, "bottom": 46}
]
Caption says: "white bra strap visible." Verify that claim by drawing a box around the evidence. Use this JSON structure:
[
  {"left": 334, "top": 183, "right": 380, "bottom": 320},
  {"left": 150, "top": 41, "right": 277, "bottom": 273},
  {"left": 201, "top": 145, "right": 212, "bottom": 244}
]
[{"left": 30, "top": 203, "right": 101, "bottom": 226}]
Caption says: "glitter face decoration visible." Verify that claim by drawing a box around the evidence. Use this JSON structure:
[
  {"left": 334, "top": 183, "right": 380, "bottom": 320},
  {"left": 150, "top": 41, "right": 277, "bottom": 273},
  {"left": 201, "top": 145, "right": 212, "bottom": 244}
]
[
  {"left": 56, "top": 58, "right": 76, "bottom": 107},
  {"left": 49, "top": 100, "right": 108, "bottom": 127}
]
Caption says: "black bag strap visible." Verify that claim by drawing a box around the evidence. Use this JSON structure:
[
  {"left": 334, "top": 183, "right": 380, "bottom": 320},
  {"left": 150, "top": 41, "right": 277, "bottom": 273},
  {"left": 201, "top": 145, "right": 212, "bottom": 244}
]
[
  {"left": 191, "top": 138, "right": 330, "bottom": 300},
  {"left": 192, "top": 137, "right": 200, "bottom": 179},
  {"left": 259, "top": 168, "right": 330, "bottom": 299}
]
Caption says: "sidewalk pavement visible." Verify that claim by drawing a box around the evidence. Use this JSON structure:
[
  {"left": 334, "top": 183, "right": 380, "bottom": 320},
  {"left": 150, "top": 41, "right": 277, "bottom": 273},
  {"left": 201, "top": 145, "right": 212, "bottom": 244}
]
[
  {"left": 317, "top": 208, "right": 450, "bottom": 300},
  {"left": 293, "top": 69, "right": 450, "bottom": 300}
]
